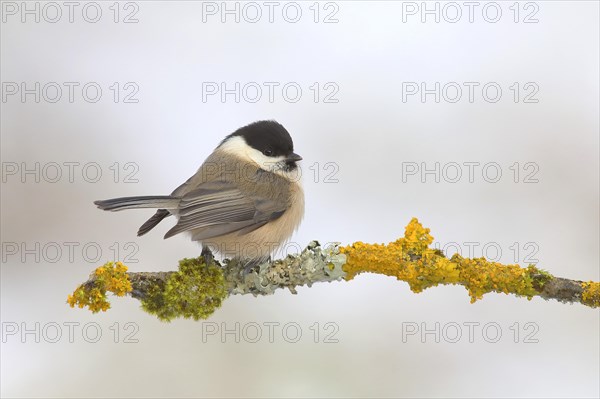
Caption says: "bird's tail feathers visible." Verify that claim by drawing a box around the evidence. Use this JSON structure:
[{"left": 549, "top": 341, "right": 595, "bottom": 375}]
[
  {"left": 94, "top": 196, "right": 179, "bottom": 212},
  {"left": 137, "top": 209, "right": 171, "bottom": 236}
]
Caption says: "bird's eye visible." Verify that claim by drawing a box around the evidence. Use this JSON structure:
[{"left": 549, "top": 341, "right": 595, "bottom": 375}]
[{"left": 263, "top": 149, "right": 273, "bottom": 156}]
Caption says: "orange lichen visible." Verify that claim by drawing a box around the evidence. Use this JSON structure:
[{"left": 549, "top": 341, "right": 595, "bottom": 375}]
[
  {"left": 341, "top": 218, "right": 547, "bottom": 303},
  {"left": 67, "top": 261, "right": 132, "bottom": 313},
  {"left": 581, "top": 281, "right": 600, "bottom": 308}
]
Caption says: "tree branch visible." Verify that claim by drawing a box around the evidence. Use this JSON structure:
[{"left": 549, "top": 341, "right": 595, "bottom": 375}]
[{"left": 68, "top": 218, "right": 600, "bottom": 321}]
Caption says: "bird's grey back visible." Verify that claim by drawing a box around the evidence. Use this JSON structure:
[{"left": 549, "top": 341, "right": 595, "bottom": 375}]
[
  {"left": 162, "top": 150, "right": 294, "bottom": 240},
  {"left": 171, "top": 150, "right": 293, "bottom": 205}
]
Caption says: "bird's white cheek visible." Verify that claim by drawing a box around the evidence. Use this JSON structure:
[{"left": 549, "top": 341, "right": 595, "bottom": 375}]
[
  {"left": 249, "top": 151, "right": 301, "bottom": 182},
  {"left": 247, "top": 149, "right": 285, "bottom": 172},
  {"left": 219, "top": 137, "right": 300, "bottom": 181}
]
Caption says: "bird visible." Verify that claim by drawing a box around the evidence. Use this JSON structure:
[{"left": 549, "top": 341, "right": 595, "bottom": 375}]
[{"left": 94, "top": 120, "right": 305, "bottom": 266}]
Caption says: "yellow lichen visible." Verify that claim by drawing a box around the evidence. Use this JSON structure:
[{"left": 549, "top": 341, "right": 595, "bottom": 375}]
[
  {"left": 581, "top": 281, "right": 600, "bottom": 308},
  {"left": 341, "top": 218, "right": 549, "bottom": 303},
  {"left": 67, "top": 261, "right": 132, "bottom": 313}
]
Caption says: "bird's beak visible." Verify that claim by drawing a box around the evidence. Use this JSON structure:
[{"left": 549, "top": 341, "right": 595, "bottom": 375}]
[{"left": 286, "top": 153, "right": 303, "bottom": 162}]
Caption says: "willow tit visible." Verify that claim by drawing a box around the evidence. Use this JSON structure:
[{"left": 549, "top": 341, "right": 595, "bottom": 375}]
[{"left": 94, "top": 120, "right": 305, "bottom": 262}]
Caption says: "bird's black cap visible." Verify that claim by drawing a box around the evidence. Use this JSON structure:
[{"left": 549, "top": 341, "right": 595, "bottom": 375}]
[{"left": 221, "top": 120, "right": 295, "bottom": 158}]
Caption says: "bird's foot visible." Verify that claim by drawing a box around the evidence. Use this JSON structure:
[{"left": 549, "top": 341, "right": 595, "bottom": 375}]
[
  {"left": 201, "top": 246, "right": 214, "bottom": 266},
  {"left": 242, "top": 256, "right": 271, "bottom": 276}
]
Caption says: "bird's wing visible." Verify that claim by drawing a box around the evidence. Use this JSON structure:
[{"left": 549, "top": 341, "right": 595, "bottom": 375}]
[{"left": 163, "top": 180, "right": 286, "bottom": 239}]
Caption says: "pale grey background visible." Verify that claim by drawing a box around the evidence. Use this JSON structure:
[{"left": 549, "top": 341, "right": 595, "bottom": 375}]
[{"left": 1, "top": 1, "right": 599, "bottom": 398}]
